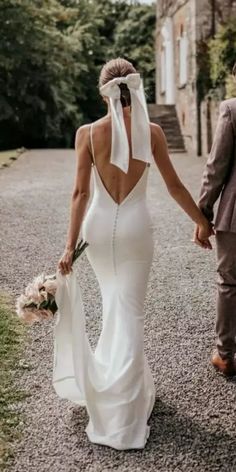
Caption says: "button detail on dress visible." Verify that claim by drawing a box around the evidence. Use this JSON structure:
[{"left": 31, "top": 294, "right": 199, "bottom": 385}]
[{"left": 112, "top": 205, "right": 119, "bottom": 276}]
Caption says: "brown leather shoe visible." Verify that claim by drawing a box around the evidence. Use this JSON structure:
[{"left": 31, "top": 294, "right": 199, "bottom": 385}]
[{"left": 211, "top": 352, "right": 236, "bottom": 377}]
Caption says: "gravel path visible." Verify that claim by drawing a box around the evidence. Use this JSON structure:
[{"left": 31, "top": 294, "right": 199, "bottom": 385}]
[{"left": 1, "top": 150, "right": 236, "bottom": 472}]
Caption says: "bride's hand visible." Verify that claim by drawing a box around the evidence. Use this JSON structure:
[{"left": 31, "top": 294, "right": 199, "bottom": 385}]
[
  {"left": 193, "top": 221, "right": 215, "bottom": 250},
  {"left": 58, "top": 248, "right": 74, "bottom": 275}
]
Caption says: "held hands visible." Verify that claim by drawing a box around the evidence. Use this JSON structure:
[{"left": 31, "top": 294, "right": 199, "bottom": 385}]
[
  {"left": 58, "top": 248, "right": 74, "bottom": 275},
  {"left": 193, "top": 220, "right": 215, "bottom": 250}
]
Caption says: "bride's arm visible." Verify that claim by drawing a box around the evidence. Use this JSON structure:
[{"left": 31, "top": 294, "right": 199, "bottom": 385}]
[
  {"left": 58, "top": 125, "right": 92, "bottom": 274},
  {"left": 151, "top": 124, "right": 213, "bottom": 249}
]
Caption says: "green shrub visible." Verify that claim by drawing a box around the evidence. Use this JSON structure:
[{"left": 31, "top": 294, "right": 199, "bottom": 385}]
[
  {"left": 209, "top": 21, "right": 236, "bottom": 88},
  {"left": 0, "top": 0, "right": 156, "bottom": 149},
  {"left": 225, "top": 74, "right": 236, "bottom": 99}
]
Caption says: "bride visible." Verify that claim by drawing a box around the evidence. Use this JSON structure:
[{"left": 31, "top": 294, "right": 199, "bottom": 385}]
[{"left": 55, "top": 58, "right": 213, "bottom": 450}]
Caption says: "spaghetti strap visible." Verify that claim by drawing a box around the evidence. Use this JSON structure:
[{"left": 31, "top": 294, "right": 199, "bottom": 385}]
[{"left": 90, "top": 124, "right": 95, "bottom": 165}]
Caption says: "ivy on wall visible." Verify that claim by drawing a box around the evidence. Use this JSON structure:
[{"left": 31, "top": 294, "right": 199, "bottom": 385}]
[{"left": 197, "top": 20, "right": 236, "bottom": 102}]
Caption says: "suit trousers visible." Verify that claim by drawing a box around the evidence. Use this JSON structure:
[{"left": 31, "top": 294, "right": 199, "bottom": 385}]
[{"left": 216, "top": 231, "right": 236, "bottom": 359}]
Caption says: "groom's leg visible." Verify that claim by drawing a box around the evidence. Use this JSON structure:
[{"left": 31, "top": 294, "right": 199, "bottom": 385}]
[{"left": 216, "top": 231, "right": 236, "bottom": 360}]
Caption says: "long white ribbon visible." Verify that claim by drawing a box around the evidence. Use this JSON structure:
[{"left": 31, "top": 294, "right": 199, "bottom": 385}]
[{"left": 100, "top": 73, "right": 152, "bottom": 174}]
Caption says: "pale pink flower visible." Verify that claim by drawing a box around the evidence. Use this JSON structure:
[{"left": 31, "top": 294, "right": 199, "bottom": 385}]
[
  {"left": 18, "top": 307, "right": 40, "bottom": 323},
  {"left": 25, "top": 273, "right": 45, "bottom": 303},
  {"left": 43, "top": 278, "right": 57, "bottom": 297},
  {"left": 33, "top": 273, "right": 45, "bottom": 289},
  {"left": 16, "top": 294, "right": 30, "bottom": 317},
  {"left": 38, "top": 290, "right": 48, "bottom": 303},
  {"left": 19, "top": 307, "right": 53, "bottom": 324}
]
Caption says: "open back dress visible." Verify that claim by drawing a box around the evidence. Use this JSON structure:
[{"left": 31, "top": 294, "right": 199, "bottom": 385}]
[{"left": 53, "top": 123, "right": 155, "bottom": 450}]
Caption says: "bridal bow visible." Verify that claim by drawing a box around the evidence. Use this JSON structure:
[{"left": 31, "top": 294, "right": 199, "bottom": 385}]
[{"left": 100, "top": 73, "right": 153, "bottom": 174}]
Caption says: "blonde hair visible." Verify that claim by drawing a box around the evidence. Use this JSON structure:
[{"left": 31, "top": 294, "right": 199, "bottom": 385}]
[{"left": 99, "top": 58, "right": 136, "bottom": 107}]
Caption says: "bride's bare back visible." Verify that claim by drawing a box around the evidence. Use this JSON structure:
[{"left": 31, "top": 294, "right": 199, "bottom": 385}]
[
  {"left": 89, "top": 109, "right": 151, "bottom": 205},
  {"left": 73, "top": 109, "right": 185, "bottom": 209}
]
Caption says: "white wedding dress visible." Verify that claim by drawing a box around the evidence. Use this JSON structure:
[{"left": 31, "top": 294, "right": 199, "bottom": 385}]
[{"left": 53, "top": 125, "right": 155, "bottom": 450}]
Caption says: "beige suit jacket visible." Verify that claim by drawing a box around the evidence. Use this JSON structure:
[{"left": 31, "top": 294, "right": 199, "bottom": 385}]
[{"left": 199, "top": 98, "right": 236, "bottom": 232}]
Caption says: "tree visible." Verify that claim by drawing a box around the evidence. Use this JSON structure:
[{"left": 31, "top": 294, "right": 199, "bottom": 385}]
[
  {"left": 74, "top": 0, "right": 134, "bottom": 122},
  {"left": 0, "top": 0, "right": 94, "bottom": 148},
  {"left": 0, "top": 0, "right": 156, "bottom": 149},
  {"left": 209, "top": 21, "right": 236, "bottom": 89},
  {"left": 111, "top": 3, "right": 156, "bottom": 102}
]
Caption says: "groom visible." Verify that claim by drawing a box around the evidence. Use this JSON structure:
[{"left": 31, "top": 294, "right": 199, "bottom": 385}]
[{"left": 195, "top": 65, "right": 236, "bottom": 376}]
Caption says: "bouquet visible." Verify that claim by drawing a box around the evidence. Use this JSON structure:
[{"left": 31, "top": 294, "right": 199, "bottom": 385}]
[{"left": 16, "top": 240, "right": 88, "bottom": 324}]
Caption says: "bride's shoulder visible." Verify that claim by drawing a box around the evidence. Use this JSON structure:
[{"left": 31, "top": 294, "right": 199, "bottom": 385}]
[
  {"left": 75, "top": 123, "right": 91, "bottom": 135},
  {"left": 150, "top": 123, "right": 169, "bottom": 156},
  {"left": 92, "top": 116, "right": 111, "bottom": 129},
  {"left": 75, "top": 117, "right": 109, "bottom": 148},
  {"left": 150, "top": 122, "right": 164, "bottom": 135},
  {"left": 75, "top": 124, "right": 91, "bottom": 148},
  {"left": 150, "top": 122, "right": 167, "bottom": 143},
  {"left": 76, "top": 117, "right": 109, "bottom": 135}
]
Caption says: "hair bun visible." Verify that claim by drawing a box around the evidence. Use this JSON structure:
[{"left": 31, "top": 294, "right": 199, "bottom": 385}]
[
  {"left": 119, "top": 83, "right": 131, "bottom": 107},
  {"left": 99, "top": 58, "right": 136, "bottom": 108}
]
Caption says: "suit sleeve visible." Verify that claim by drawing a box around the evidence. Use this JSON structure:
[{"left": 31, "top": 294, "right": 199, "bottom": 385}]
[{"left": 198, "top": 102, "right": 234, "bottom": 222}]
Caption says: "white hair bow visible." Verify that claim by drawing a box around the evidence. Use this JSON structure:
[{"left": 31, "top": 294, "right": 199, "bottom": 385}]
[{"left": 100, "top": 73, "right": 152, "bottom": 174}]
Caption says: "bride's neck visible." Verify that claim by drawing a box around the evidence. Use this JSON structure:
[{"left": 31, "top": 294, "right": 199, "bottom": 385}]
[{"left": 107, "top": 105, "right": 131, "bottom": 117}]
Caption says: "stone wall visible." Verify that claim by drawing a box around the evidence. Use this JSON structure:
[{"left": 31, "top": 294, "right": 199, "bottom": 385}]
[
  {"left": 155, "top": 0, "right": 236, "bottom": 157},
  {"left": 172, "top": 1, "right": 197, "bottom": 154},
  {"left": 156, "top": 0, "right": 190, "bottom": 20},
  {"left": 195, "top": 0, "right": 236, "bottom": 41},
  {"left": 157, "top": 0, "right": 236, "bottom": 36},
  {"left": 201, "top": 97, "right": 221, "bottom": 158},
  {"left": 156, "top": 0, "right": 198, "bottom": 154}
]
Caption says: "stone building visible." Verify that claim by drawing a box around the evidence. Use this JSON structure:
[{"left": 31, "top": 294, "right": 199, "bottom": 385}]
[{"left": 153, "top": 0, "right": 236, "bottom": 156}]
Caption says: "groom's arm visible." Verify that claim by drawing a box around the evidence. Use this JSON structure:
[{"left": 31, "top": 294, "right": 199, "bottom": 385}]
[{"left": 199, "top": 101, "right": 234, "bottom": 222}]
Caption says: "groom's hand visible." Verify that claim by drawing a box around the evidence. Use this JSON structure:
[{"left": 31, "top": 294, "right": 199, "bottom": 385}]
[{"left": 193, "top": 223, "right": 215, "bottom": 250}]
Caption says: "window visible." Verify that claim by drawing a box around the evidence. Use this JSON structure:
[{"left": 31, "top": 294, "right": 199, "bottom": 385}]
[
  {"left": 161, "top": 47, "right": 166, "bottom": 93},
  {"left": 178, "top": 29, "right": 188, "bottom": 87}
]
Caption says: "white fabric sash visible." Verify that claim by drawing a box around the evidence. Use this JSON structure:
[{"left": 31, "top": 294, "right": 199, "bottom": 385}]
[{"left": 100, "top": 73, "right": 152, "bottom": 174}]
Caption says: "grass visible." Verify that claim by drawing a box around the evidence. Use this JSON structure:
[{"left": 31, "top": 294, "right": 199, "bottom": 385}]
[
  {"left": 0, "top": 148, "right": 25, "bottom": 169},
  {"left": 0, "top": 293, "right": 28, "bottom": 468}
]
